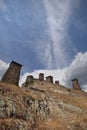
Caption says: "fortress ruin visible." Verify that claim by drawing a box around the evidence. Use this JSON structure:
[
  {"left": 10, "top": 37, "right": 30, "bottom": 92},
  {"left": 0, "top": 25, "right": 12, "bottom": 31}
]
[
  {"left": 55, "top": 81, "right": 60, "bottom": 86},
  {"left": 39, "top": 73, "right": 44, "bottom": 81},
  {"left": 71, "top": 79, "right": 81, "bottom": 90},
  {"left": 23, "top": 73, "right": 60, "bottom": 88},
  {"left": 1, "top": 61, "right": 22, "bottom": 86},
  {"left": 0, "top": 61, "right": 81, "bottom": 90},
  {"left": 46, "top": 76, "right": 53, "bottom": 83},
  {"left": 23, "top": 74, "right": 81, "bottom": 91}
]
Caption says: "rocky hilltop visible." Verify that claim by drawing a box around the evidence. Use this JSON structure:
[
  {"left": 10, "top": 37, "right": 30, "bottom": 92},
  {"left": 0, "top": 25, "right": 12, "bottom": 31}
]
[
  {"left": 0, "top": 61, "right": 87, "bottom": 130},
  {"left": 0, "top": 81, "right": 87, "bottom": 130}
]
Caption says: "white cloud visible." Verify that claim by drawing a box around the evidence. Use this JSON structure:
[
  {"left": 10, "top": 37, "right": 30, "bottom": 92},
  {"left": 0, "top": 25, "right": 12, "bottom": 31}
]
[
  {"left": 20, "top": 52, "right": 87, "bottom": 92},
  {"left": 38, "top": 0, "right": 81, "bottom": 69},
  {"left": 0, "top": 59, "right": 9, "bottom": 79}
]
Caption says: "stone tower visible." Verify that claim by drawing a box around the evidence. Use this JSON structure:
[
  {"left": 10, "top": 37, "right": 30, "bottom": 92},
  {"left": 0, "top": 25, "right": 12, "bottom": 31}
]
[
  {"left": 1, "top": 61, "right": 22, "bottom": 86},
  {"left": 39, "top": 73, "right": 44, "bottom": 81},
  {"left": 55, "top": 81, "right": 59, "bottom": 85},
  {"left": 26, "top": 75, "right": 34, "bottom": 86},
  {"left": 72, "top": 79, "right": 81, "bottom": 90},
  {"left": 46, "top": 76, "right": 53, "bottom": 83}
]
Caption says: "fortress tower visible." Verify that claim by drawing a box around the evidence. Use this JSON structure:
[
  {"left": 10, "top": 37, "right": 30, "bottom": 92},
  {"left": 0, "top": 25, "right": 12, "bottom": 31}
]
[
  {"left": 72, "top": 79, "right": 81, "bottom": 90},
  {"left": 55, "top": 81, "right": 59, "bottom": 85},
  {"left": 26, "top": 75, "right": 34, "bottom": 85},
  {"left": 46, "top": 76, "right": 53, "bottom": 83},
  {"left": 39, "top": 73, "right": 44, "bottom": 81},
  {"left": 1, "top": 61, "right": 22, "bottom": 86}
]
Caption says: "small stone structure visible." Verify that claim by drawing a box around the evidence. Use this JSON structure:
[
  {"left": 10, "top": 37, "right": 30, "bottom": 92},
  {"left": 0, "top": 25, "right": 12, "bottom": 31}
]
[
  {"left": 22, "top": 73, "right": 82, "bottom": 91},
  {"left": 72, "top": 79, "right": 81, "bottom": 90},
  {"left": 1, "top": 61, "right": 22, "bottom": 86},
  {"left": 55, "top": 81, "right": 59, "bottom": 85},
  {"left": 26, "top": 75, "right": 34, "bottom": 85},
  {"left": 46, "top": 76, "right": 53, "bottom": 83},
  {"left": 23, "top": 74, "right": 55, "bottom": 87},
  {"left": 39, "top": 73, "right": 44, "bottom": 81}
]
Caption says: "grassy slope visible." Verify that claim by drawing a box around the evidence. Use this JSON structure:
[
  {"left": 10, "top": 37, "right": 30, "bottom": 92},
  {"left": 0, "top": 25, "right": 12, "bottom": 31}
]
[{"left": 0, "top": 81, "right": 87, "bottom": 130}]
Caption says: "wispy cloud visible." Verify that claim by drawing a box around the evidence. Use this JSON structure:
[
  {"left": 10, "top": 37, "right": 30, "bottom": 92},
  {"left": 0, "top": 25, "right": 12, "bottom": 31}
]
[
  {"left": 20, "top": 51, "right": 87, "bottom": 92},
  {"left": 0, "top": 0, "right": 10, "bottom": 22},
  {"left": 0, "top": 0, "right": 81, "bottom": 71},
  {"left": 38, "top": 0, "right": 81, "bottom": 69}
]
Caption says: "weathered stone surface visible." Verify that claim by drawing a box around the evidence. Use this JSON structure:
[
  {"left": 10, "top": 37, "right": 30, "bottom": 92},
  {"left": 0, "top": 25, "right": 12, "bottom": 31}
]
[{"left": 1, "top": 61, "right": 22, "bottom": 86}]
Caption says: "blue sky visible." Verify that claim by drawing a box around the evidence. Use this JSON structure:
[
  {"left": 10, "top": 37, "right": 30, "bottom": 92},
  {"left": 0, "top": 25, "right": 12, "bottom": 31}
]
[{"left": 0, "top": 0, "right": 87, "bottom": 90}]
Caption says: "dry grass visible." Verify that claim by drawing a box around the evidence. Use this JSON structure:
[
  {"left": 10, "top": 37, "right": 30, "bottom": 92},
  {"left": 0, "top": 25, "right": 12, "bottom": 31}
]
[{"left": 0, "top": 81, "right": 87, "bottom": 130}]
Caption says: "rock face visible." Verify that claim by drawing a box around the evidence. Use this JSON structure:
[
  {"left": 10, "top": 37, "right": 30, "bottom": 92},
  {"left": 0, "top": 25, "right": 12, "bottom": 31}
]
[{"left": 0, "top": 82, "right": 87, "bottom": 130}]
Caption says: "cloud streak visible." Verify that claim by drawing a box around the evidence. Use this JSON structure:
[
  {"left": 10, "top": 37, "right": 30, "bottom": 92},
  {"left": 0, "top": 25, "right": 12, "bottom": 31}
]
[
  {"left": 0, "top": 0, "right": 81, "bottom": 71},
  {"left": 0, "top": 0, "right": 11, "bottom": 22},
  {"left": 39, "top": 0, "right": 81, "bottom": 69}
]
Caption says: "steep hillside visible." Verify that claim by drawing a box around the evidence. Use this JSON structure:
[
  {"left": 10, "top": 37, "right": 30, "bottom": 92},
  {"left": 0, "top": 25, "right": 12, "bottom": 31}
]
[{"left": 0, "top": 81, "right": 87, "bottom": 130}]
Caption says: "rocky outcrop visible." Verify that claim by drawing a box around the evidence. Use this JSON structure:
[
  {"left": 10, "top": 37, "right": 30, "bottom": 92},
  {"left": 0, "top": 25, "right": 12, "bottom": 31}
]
[{"left": 0, "top": 82, "right": 87, "bottom": 130}]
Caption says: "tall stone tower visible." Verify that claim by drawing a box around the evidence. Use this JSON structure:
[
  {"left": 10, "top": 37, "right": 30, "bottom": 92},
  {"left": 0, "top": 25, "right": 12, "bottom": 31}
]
[
  {"left": 39, "top": 73, "right": 44, "bottom": 81},
  {"left": 1, "top": 61, "right": 22, "bottom": 86},
  {"left": 46, "top": 76, "right": 53, "bottom": 83},
  {"left": 72, "top": 79, "right": 81, "bottom": 90}
]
